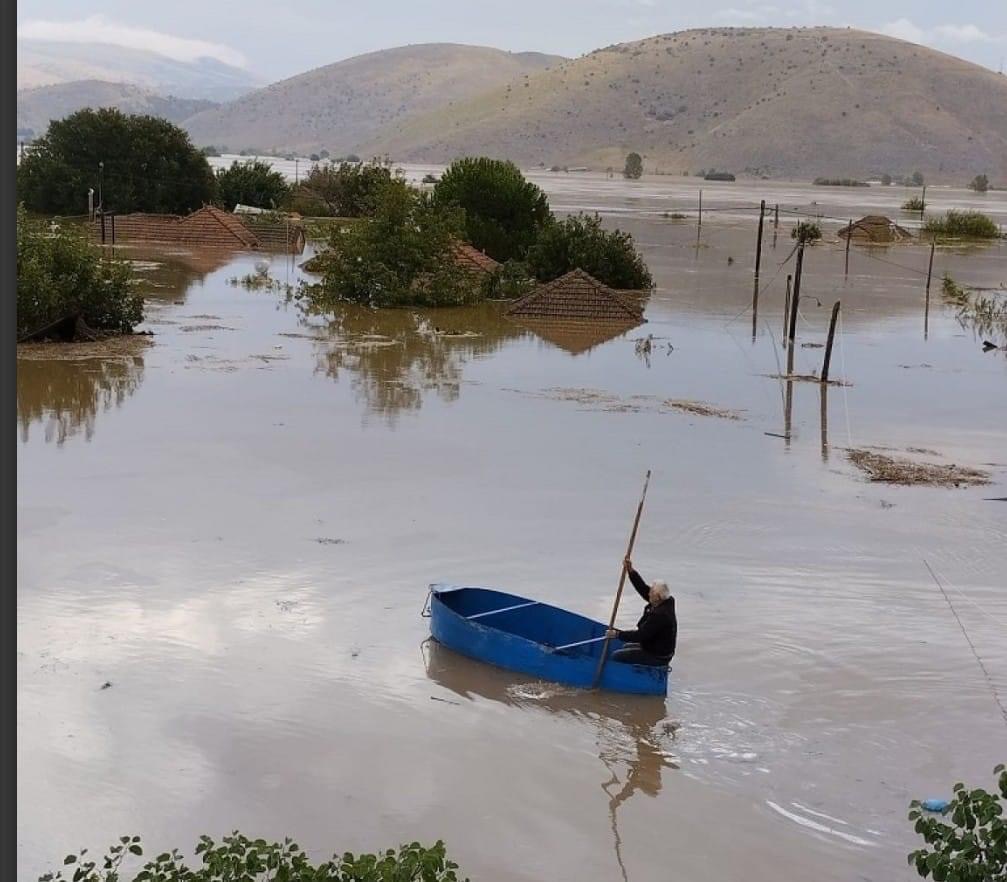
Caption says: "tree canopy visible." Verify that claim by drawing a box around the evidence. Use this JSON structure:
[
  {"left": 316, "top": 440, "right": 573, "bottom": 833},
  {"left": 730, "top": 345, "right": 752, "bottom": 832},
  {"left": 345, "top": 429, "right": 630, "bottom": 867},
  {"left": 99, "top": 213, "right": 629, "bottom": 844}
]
[
  {"left": 526, "top": 213, "right": 653, "bottom": 290},
  {"left": 623, "top": 152, "right": 643, "bottom": 180},
  {"left": 292, "top": 159, "right": 402, "bottom": 217},
  {"left": 433, "top": 157, "right": 550, "bottom": 262},
  {"left": 16, "top": 108, "right": 215, "bottom": 215},
  {"left": 215, "top": 159, "right": 289, "bottom": 210}
]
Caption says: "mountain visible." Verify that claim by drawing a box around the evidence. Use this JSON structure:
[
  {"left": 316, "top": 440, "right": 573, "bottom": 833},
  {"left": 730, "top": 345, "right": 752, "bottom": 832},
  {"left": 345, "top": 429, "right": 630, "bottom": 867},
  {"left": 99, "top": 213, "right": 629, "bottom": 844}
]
[
  {"left": 17, "top": 80, "right": 217, "bottom": 137},
  {"left": 17, "top": 39, "right": 259, "bottom": 101},
  {"left": 183, "top": 43, "right": 564, "bottom": 154},
  {"left": 361, "top": 27, "right": 1007, "bottom": 181}
]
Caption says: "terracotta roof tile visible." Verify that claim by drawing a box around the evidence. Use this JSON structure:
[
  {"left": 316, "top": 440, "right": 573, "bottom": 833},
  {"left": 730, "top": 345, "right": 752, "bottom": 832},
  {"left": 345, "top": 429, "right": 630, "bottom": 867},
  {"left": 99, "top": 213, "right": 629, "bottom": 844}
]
[
  {"left": 450, "top": 242, "right": 500, "bottom": 275},
  {"left": 506, "top": 269, "right": 644, "bottom": 322}
]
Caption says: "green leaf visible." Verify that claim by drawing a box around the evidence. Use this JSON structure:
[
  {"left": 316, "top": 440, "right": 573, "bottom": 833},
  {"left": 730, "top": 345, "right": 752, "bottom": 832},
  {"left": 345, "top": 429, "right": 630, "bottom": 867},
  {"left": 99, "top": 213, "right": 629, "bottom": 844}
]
[
  {"left": 63, "top": 856, "right": 76, "bottom": 865},
  {"left": 128, "top": 845, "right": 142, "bottom": 856}
]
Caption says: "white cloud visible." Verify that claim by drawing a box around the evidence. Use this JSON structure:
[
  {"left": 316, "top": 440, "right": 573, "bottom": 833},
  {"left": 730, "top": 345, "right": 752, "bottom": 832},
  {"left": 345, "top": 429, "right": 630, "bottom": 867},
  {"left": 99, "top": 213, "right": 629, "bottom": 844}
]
[
  {"left": 17, "top": 15, "right": 247, "bottom": 68},
  {"left": 882, "top": 18, "right": 1003, "bottom": 49}
]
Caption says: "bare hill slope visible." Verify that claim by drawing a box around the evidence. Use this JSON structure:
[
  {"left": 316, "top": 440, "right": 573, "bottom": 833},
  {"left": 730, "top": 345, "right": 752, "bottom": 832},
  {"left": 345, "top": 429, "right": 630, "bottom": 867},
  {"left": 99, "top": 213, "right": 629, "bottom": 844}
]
[
  {"left": 363, "top": 28, "right": 1007, "bottom": 181},
  {"left": 184, "top": 44, "right": 563, "bottom": 155},
  {"left": 17, "top": 81, "right": 216, "bottom": 137}
]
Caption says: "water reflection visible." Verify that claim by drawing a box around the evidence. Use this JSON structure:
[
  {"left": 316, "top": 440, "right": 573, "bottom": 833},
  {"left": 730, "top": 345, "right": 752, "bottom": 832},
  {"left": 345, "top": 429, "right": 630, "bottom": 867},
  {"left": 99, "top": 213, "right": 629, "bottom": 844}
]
[
  {"left": 17, "top": 353, "right": 145, "bottom": 445},
  {"left": 313, "top": 304, "right": 524, "bottom": 421},
  {"left": 423, "top": 640, "right": 677, "bottom": 882},
  {"left": 511, "top": 318, "right": 642, "bottom": 357},
  {"left": 110, "top": 245, "right": 244, "bottom": 303}
]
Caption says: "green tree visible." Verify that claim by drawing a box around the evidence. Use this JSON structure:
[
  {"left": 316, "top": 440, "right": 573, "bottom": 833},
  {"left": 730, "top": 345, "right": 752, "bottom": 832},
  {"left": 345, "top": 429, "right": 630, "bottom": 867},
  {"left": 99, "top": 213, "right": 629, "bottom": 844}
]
[
  {"left": 16, "top": 108, "right": 215, "bottom": 215},
  {"left": 970, "top": 174, "right": 990, "bottom": 193},
  {"left": 39, "top": 832, "right": 466, "bottom": 881},
  {"left": 297, "top": 181, "right": 475, "bottom": 309},
  {"left": 215, "top": 159, "right": 289, "bottom": 210},
  {"left": 791, "top": 220, "right": 822, "bottom": 244},
  {"left": 432, "top": 157, "right": 550, "bottom": 262},
  {"left": 17, "top": 205, "right": 142, "bottom": 339},
  {"left": 623, "top": 152, "right": 644, "bottom": 180},
  {"left": 908, "top": 765, "right": 1005, "bottom": 882},
  {"left": 525, "top": 213, "right": 653, "bottom": 289},
  {"left": 293, "top": 158, "right": 402, "bottom": 217}
]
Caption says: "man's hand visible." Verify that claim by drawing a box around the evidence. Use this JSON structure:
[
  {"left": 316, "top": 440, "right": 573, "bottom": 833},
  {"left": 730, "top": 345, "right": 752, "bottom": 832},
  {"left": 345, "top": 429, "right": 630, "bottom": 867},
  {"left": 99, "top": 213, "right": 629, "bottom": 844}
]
[
  {"left": 623, "top": 556, "right": 632, "bottom": 571},
  {"left": 606, "top": 628, "right": 620, "bottom": 639}
]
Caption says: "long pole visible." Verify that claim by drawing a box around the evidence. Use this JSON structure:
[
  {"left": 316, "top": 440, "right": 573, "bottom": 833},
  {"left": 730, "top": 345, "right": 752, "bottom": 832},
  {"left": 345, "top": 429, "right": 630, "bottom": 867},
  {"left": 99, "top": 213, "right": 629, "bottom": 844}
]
[
  {"left": 920, "top": 184, "right": 926, "bottom": 221},
  {"left": 821, "top": 301, "right": 841, "bottom": 383},
  {"left": 754, "top": 199, "right": 765, "bottom": 282},
  {"left": 925, "top": 239, "right": 936, "bottom": 293},
  {"left": 698, "top": 190, "right": 703, "bottom": 229},
  {"left": 844, "top": 219, "right": 852, "bottom": 277},
  {"left": 592, "top": 470, "right": 652, "bottom": 690},
  {"left": 786, "top": 244, "right": 804, "bottom": 375},
  {"left": 783, "top": 274, "right": 792, "bottom": 341}
]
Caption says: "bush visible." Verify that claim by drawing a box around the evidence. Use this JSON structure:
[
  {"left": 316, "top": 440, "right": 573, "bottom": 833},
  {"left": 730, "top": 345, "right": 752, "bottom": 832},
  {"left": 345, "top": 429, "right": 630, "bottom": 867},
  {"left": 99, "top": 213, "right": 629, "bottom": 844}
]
[
  {"left": 908, "top": 765, "right": 1005, "bottom": 882},
  {"left": 39, "top": 832, "right": 466, "bottom": 882},
  {"left": 923, "top": 210, "right": 999, "bottom": 240},
  {"left": 292, "top": 158, "right": 402, "bottom": 218},
  {"left": 813, "top": 177, "right": 868, "bottom": 187},
  {"left": 623, "top": 152, "right": 643, "bottom": 179},
  {"left": 526, "top": 213, "right": 653, "bottom": 289},
  {"left": 17, "top": 205, "right": 142, "bottom": 339},
  {"left": 433, "top": 157, "right": 550, "bottom": 262},
  {"left": 482, "top": 259, "right": 537, "bottom": 300},
  {"left": 296, "top": 181, "right": 476, "bottom": 309},
  {"left": 791, "top": 220, "right": 822, "bottom": 244},
  {"left": 215, "top": 159, "right": 289, "bottom": 210},
  {"left": 970, "top": 174, "right": 990, "bottom": 193},
  {"left": 903, "top": 197, "right": 926, "bottom": 212},
  {"left": 16, "top": 108, "right": 215, "bottom": 215}
]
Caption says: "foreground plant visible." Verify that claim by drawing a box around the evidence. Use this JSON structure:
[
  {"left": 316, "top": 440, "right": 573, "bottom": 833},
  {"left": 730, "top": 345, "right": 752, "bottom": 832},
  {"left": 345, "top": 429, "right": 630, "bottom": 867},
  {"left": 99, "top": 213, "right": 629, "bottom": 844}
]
[
  {"left": 40, "top": 832, "right": 466, "bottom": 882},
  {"left": 908, "top": 765, "right": 1005, "bottom": 881},
  {"left": 16, "top": 204, "right": 142, "bottom": 340}
]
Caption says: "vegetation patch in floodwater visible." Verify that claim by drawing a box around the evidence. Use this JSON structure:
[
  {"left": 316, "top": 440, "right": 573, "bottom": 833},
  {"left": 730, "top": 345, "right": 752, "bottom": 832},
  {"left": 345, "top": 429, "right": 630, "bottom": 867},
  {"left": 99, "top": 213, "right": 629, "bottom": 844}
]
[
  {"left": 180, "top": 324, "right": 237, "bottom": 333},
  {"left": 766, "top": 372, "right": 850, "bottom": 386},
  {"left": 663, "top": 399, "right": 743, "bottom": 420},
  {"left": 846, "top": 449, "right": 990, "bottom": 488},
  {"left": 16, "top": 335, "right": 152, "bottom": 361}
]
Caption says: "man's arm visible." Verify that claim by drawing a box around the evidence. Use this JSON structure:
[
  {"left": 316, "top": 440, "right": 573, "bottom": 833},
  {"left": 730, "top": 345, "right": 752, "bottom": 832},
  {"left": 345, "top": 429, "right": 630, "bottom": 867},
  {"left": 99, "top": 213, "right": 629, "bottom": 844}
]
[
  {"left": 627, "top": 565, "right": 649, "bottom": 601},
  {"left": 617, "top": 615, "right": 663, "bottom": 645}
]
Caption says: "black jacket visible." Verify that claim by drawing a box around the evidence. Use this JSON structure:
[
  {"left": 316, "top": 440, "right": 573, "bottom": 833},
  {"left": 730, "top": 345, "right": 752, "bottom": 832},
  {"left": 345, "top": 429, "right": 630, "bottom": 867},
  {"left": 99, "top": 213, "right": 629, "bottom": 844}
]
[{"left": 617, "top": 568, "right": 677, "bottom": 659}]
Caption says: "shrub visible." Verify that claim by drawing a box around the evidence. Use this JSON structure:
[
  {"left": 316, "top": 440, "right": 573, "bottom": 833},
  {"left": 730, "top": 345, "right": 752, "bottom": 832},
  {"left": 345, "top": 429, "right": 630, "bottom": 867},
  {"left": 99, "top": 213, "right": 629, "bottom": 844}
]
[
  {"left": 16, "top": 108, "right": 215, "bottom": 215},
  {"left": 908, "top": 765, "right": 1005, "bottom": 882},
  {"left": 296, "top": 181, "right": 476, "bottom": 309},
  {"left": 292, "top": 158, "right": 403, "bottom": 218},
  {"left": 623, "top": 152, "right": 643, "bottom": 179},
  {"left": 969, "top": 174, "right": 990, "bottom": 193},
  {"left": 215, "top": 159, "right": 289, "bottom": 210},
  {"left": 16, "top": 205, "right": 142, "bottom": 339},
  {"left": 813, "top": 177, "right": 868, "bottom": 187},
  {"left": 526, "top": 213, "right": 653, "bottom": 289},
  {"left": 923, "top": 210, "right": 999, "bottom": 240},
  {"left": 38, "top": 832, "right": 466, "bottom": 882},
  {"left": 433, "top": 157, "right": 550, "bottom": 262},
  {"left": 791, "top": 220, "right": 822, "bottom": 244},
  {"left": 482, "top": 259, "right": 537, "bottom": 300},
  {"left": 903, "top": 197, "right": 926, "bottom": 212}
]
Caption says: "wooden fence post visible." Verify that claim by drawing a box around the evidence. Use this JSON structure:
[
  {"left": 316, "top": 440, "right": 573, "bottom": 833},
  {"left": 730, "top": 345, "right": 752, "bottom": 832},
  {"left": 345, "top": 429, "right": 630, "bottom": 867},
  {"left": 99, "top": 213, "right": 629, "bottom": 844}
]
[
  {"left": 786, "top": 245, "right": 804, "bottom": 376},
  {"left": 925, "top": 238, "right": 936, "bottom": 293},
  {"left": 754, "top": 199, "right": 765, "bottom": 282},
  {"left": 844, "top": 219, "right": 852, "bottom": 277},
  {"left": 821, "top": 301, "right": 841, "bottom": 383},
  {"left": 698, "top": 189, "right": 703, "bottom": 229}
]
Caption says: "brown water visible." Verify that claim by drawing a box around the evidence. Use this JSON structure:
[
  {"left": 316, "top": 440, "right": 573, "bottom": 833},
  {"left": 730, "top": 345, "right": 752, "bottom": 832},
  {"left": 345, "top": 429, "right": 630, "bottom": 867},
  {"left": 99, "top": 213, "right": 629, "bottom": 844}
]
[{"left": 17, "top": 184, "right": 1007, "bottom": 882}]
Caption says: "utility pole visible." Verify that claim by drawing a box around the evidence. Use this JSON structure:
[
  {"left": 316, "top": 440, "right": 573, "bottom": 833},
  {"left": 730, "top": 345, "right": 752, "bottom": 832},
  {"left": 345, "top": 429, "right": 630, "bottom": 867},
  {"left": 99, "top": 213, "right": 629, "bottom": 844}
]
[{"left": 98, "top": 161, "right": 104, "bottom": 213}]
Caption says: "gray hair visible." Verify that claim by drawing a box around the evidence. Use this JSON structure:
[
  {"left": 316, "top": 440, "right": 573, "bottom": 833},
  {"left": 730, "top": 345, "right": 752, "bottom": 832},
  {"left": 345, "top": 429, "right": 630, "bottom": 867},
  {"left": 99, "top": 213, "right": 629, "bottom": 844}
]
[{"left": 650, "top": 579, "right": 670, "bottom": 601}]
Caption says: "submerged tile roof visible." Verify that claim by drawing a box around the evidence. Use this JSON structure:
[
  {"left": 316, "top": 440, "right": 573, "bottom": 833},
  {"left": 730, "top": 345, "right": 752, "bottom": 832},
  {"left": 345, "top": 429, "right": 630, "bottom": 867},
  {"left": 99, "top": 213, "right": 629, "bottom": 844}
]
[
  {"left": 839, "top": 215, "right": 913, "bottom": 243},
  {"left": 450, "top": 242, "right": 500, "bottom": 275},
  {"left": 512, "top": 317, "right": 641, "bottom": 355},
  {"left": 506, "top": 269, "right": 644, "bottom": 322}
]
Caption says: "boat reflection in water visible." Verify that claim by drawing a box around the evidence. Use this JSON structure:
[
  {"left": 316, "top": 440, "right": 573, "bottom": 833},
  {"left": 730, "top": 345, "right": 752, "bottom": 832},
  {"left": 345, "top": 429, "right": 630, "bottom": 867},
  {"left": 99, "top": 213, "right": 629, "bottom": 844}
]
[{"left": 423, "top": 639, "right": 678, "bottom": 882}]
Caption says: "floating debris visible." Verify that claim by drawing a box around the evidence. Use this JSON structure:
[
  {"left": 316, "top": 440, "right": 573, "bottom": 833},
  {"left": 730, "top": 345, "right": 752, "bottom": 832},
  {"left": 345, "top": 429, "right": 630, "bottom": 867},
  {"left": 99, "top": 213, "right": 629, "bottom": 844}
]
[
  {"left": 846, "top": 449, "right": 990, "bottom": 487},
  {"left": 663, "top": 400, "right": 743, "bottom": 420}
]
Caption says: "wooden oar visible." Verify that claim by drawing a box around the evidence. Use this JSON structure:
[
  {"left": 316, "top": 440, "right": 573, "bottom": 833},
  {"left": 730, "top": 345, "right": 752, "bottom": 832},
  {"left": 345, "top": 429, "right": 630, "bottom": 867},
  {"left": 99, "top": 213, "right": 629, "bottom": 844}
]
[{"left": 592, "top": 469, "right": 652, "bottom": 689}]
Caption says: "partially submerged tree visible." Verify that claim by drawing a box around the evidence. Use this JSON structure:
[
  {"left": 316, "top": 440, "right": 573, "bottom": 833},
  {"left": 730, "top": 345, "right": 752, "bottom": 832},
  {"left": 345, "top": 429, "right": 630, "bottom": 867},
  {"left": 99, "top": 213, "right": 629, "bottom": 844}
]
[
  {"left": 525, "top": 213, "right": 653, "bottom": 289},
  {"left": 433, "top": 157, "right": 550, "bottom": 262},
  {"left": 924, "top": 210, "right": 999, "bottom": 240},
  {"left": 969, "top": 174, "right": 990, "bottom": 193},
  {"left": 16, "top": 205, "right": 142, "bottom": 340},
  {"left": 291, "top": 158, "right": 403, "bottom": 217},
  {"left": 215, "top": 159, "right": 289, "bottom": 210},
  {"left": 297, "top": 181, "right": 476, "bottom": 309},
  {"left": 791, "top": 220, "right": 822, "bottom": 244},
  {"left": 16, "top": 108, "right": 215, "bottom": 215},
  {"left": 623, "top": 152, "right": 643, "bottom": 180}
]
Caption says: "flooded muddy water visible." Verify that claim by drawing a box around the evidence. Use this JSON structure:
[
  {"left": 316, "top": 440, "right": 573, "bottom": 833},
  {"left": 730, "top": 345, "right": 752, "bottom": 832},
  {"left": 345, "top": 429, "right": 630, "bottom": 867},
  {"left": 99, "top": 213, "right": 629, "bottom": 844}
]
[{"left": 17, "top": 181, "right": 1007, "bottom": 882}]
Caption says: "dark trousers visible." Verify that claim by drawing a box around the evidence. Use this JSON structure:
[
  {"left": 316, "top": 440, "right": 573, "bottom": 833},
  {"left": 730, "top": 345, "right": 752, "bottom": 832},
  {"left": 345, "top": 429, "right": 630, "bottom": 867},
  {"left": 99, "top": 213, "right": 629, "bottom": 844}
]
[{"left": 611, "top": 643, "right": 671, "bottom": 667}]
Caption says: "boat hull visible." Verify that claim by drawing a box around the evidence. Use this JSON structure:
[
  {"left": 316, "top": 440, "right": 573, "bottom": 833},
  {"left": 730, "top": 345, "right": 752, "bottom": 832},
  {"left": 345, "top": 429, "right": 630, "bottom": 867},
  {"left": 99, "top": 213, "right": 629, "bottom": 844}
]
[{"left": 427, "top": 584, "right": 668, "bottom": 696}]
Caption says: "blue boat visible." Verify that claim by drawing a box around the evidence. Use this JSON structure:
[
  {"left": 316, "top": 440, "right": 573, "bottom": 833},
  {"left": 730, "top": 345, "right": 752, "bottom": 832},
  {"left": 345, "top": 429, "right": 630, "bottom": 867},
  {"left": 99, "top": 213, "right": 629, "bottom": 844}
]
[{"left": 425, "top": 583, "right": 669, "bottom": 696}]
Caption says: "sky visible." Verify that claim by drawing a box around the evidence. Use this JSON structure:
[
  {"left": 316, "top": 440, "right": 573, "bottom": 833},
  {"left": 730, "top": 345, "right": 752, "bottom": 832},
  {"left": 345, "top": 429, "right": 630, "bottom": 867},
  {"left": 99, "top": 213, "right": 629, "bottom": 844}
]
[{"left": 16, "top": 0, "right": 1007, "bottom": 81}]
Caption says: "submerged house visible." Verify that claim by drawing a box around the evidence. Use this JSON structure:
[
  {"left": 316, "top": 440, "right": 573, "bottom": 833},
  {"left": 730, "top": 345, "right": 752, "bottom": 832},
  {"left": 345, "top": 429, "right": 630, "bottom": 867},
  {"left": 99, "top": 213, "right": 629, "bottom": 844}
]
[
  {"left": 506, "top": 268, "right": 645, "bottom": 355},
  {"left": 838, "top": 215, "right": 913, "bottom": 244},
  {"left": 92, "top": 205, "right": 305, "bottom": 253}
]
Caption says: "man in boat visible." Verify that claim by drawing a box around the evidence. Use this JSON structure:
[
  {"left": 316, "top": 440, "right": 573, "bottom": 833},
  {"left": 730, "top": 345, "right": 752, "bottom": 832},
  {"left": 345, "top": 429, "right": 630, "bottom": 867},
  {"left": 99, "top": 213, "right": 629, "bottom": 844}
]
[{"left": 606, "top": 558, "right": 677, "bottom": 666}]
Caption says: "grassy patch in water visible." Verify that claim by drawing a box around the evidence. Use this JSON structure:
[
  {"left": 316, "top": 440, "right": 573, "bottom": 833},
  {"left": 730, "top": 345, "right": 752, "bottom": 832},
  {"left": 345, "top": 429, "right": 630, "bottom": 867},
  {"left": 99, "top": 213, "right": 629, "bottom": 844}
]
[{"left": 923, "top": 210, "right": 999, "bottom": 240}]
